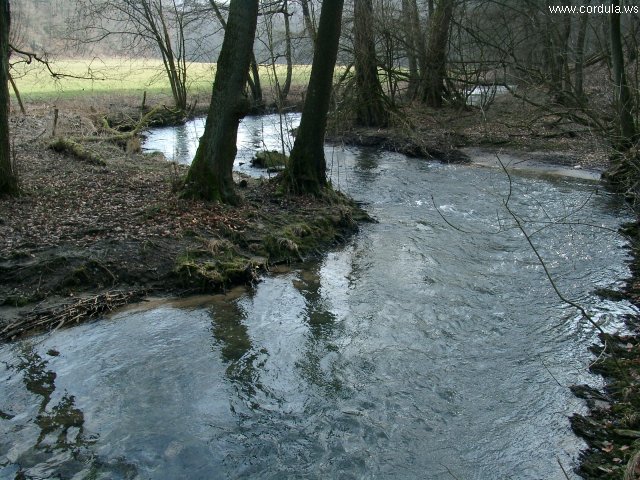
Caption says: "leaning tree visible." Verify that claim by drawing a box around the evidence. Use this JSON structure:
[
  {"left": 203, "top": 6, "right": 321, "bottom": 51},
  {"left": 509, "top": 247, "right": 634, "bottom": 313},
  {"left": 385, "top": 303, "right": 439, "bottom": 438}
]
[
  {"left": 284, "top": 0, "right": 345, "bottom": 194},
  {"left": 182, "top": 0, "right": 259, "bottom": 203}
]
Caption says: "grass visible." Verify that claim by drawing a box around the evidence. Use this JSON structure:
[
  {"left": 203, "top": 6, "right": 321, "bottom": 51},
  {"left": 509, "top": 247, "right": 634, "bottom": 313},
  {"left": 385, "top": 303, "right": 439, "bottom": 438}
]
[{"left": 10, "top": 58, "right": 314, "bottom": 102}]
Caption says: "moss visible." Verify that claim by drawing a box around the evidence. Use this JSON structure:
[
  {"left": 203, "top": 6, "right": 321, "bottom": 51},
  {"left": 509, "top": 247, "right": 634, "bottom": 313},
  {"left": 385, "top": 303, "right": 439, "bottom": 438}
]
[
  {"left": 251, "top": 150, "right": 289, "bottom": 169},
  {"left": 173, "top": 246, "right": 262, "bottom": 292},
  {"left": 49, "top": 138, "right": 106, "bottom": 166},
  {"left": 2, "top": 295, "right": 32, "bottom": 307}
]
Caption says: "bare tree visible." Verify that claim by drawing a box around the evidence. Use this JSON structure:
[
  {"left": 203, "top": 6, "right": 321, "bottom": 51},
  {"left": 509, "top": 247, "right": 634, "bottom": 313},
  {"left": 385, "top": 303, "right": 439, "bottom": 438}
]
[
  {"left": 284, "top": 0, "right": 345, "bottom": 194},
  {"left": 72, "top": 0, "right": 201, "bottom": 112},
  {"left": 0, "top": 0, "right": 18, "bottom": 196},
  {"left": 182, "top": 0, "right": 259, "bottom": 203},
  {"left": 353, "top": 0, "right": 388, "bottom": 126},
  {"left": 420, "top": 0, "right": 454, "bottom": 107}
]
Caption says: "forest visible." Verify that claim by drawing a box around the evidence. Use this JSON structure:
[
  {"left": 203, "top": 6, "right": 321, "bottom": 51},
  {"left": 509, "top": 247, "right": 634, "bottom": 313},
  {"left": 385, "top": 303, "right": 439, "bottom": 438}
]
[{"left": 1, "top": 0, "right": 640, "bottom": 479}]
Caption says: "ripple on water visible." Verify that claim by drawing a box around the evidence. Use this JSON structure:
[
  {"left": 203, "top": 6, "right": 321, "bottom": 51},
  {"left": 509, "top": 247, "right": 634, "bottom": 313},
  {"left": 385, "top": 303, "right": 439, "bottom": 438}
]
[{"left": 1, "top": 146, "right": 637, "bottom": 479}]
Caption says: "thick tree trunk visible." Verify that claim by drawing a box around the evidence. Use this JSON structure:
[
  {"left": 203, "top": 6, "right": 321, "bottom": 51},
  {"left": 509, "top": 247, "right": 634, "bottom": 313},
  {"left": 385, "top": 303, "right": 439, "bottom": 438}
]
[
  {"left": 610, "top": 1, "right": 637, "bottom": 149},
  {"left": 420, "top": 0, "right": 454, "bottom": 108},
  {"left": 0, "top": 0, "right": 18, "bottom": 196},
  {"left": 401, "top": 0, "right": 419, "bottom": 99},
  {"left": 209, "top": 0, "right": 262, "bottom": 106},
  {"left": 182, "top": 0, "right": 259, "bottom": 203},
  {"left": 353, "top": 0, "right": 388, "bottom": 127},
  {"left": 285, "top": 0, "right": 344, "bottom": 194}
]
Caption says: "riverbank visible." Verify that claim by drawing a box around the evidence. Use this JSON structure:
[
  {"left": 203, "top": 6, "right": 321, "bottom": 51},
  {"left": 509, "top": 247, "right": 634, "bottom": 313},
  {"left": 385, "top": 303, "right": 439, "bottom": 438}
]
[
  {"left": 0, "top": 106, "right": 369, "bottom": 341},
  {"left": 569, "top": 223, "right": 640, "bottom": 479}
]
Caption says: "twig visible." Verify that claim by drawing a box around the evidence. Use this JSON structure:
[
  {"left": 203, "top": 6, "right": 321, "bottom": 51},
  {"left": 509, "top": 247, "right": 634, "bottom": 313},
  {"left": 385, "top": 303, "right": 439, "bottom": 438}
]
[{"left": 557, "top": 457, "right": 571, "bottom": 480}]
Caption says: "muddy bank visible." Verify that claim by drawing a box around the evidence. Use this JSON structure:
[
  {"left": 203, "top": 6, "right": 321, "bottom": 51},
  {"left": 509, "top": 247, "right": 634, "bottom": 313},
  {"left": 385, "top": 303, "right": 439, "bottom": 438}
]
[{"left": 0, "top": 110, "right": 368, "bottom": 342}]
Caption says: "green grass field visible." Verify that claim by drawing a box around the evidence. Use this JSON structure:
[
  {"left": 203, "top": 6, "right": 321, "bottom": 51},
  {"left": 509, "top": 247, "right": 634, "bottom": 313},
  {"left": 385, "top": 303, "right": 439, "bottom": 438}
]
[{"left": 10, "top": 58, "right": 313, "bottom": 101}]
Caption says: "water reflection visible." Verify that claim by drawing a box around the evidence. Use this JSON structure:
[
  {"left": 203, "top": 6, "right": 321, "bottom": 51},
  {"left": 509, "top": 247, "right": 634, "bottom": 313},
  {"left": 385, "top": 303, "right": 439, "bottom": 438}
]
[
  {"left": 1, "top": 345, "right": 99, "bottom": 478},
  {"left": 1, "top": 148, "right": 637, "bottom": 478},
  {"left": 209, "top": 298, "right": 263, "bottom": 407},
  {"left": 293, "top": 265, "right": 344, "bottom": 396},
  {"left": 142, "top": 113, "right": 301, "bottom": 175},
  {"left": 353, "top": 149, "right": 381, "bottom": 183}
]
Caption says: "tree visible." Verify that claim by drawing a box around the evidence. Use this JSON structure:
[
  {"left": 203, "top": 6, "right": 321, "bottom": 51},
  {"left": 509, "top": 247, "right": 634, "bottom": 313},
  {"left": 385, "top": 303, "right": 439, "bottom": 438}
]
[
  {"left": 420, "top": 0, "right": 454, "bottom": 107},
  {"left": 209, "top": 0, "right": 263, "bottom": 107},
  {"left": 401, "top": 0, "right": 426, "bottom": 100},
  {"left": 182, "top": 0, "right": 259, "bottom": 203},
  {"left": 353, "top": 0, "right": 388, "bottom": 127},
  {"left": 0, "top": 0, "right": 18, "bottom": 196},
  {"left": 72, "top": 0, "right": 199, "bottom": 112},
  {"left": 284, "top": 0, "right": 345, "bottom": 194},
  {"left": 609, "top": 0, "right": 637, "bottom": 150}
]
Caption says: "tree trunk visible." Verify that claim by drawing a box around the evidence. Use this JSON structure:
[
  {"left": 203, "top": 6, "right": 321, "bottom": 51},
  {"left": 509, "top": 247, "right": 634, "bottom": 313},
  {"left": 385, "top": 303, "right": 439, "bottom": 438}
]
[
  {"left": 420, "top": 0, "right": 454, "bottom": 107},
  {"left": 182, "top": 0, "right": 259, "bottom": 203},
  {"left": 248, "top": 55, "right": 263, "bottom": 106},
  {"left": 210, "top": 0, "right": 262, "bottom": 106},
  {"left": 610, "top": 0, "right": 637, "bottom": 149},
  {"left": 280, "top": 0, "right": 293, "bottom": 101},
  {"left": 574, "top": 13, "right": 588, "bottom": 100},
  {"left": 0, "top": 0, "right": 18, "bottom": 196},
  {"left": 401, "top": 0, "right": 419, "bottom": 99},
  {"left": 285, "top": 0, "right": 344, "bottom": 194},
  {"left": 353, "top": 0, "right": 388, "bottom": 127}
]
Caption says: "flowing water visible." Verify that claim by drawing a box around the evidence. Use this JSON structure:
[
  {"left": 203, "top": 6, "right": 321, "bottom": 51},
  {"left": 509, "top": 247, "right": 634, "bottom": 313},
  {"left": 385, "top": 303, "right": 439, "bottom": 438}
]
[{"left": 1, "top": 116, "right": 637, "bottom": 479}]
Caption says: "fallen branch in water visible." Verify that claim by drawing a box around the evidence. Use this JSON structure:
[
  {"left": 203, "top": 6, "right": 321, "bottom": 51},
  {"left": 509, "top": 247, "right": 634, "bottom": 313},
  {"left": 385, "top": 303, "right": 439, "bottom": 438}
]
[{"left": 0, "top": 290, "right": 145, "bottom": 342}]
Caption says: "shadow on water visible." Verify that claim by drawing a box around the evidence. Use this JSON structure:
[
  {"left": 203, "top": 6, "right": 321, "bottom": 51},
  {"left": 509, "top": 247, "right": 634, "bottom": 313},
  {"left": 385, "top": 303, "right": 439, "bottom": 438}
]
[
  {"left": 16, "top": 347, "right": 87, "bottom": 450},
  {"left": 353, "top": 148, "right": 380, "bottom": 182},
  {"left": 292, "top": 266, "right": 344, "bottom": 397},
  {"left": 1, "top": 345, "right": 145, "bottom": 479},
  {"left": 209, "top": 299, "right": 263, "bottom": 407}
]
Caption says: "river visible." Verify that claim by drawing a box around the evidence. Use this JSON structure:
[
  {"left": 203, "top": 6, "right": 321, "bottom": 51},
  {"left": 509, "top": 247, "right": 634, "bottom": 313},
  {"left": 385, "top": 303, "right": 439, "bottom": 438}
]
[{"left": 0, "top": 114, "right": 636, "bottom": 479}]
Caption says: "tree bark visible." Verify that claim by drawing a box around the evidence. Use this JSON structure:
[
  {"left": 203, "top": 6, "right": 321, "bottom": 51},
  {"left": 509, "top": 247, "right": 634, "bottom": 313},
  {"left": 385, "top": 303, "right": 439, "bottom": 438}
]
[
  {"left": 574, "top": 13, "right": 588, "bottom": 100},
  {"left": 353, "top": 0, "right": 388, "bottom": 127},
  {"left": 182, "top": 0, "right": 259, "bottom": 203},
  {"left": 0, "top": 0, "right": 18, "bottom": 196},
  {"left": 209, "top": 0, "right": 262, "bottom": 107},
  {"left": 401, "top": 0, "right": 419, "bottom": 99},
  {"left": 285, "top": 0, "right": 344, "bottom": 194},
  {"left": 420, "top": 0, "right": 454, "bottom": 107},
  {"left": 610, "top": 0, "right": 637, "bottom": 149}
]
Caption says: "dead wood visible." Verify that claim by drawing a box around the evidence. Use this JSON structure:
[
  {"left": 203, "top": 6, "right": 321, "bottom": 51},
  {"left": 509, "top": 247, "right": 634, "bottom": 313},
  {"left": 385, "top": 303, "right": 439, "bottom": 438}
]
[
  {"left": 0, "top": 289, "right": 145, "bottom": 342},
  {"left": 48, "top": 137, "right": 106, "bottom": 165}
]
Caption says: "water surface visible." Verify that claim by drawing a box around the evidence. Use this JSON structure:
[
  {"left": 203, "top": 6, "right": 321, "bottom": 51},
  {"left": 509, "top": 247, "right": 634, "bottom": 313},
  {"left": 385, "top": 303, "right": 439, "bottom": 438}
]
[{"left": 1, "top": 141, "right": 636, "bottom": 479}]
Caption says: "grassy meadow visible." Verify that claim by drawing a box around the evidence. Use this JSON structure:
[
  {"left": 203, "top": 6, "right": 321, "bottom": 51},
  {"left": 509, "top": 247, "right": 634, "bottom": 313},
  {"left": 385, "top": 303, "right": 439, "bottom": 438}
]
[{"left": 10, "top": 58, "right": 313, "bottom": 102}]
